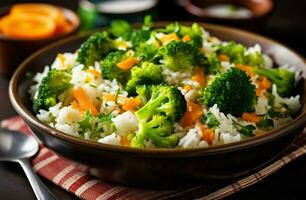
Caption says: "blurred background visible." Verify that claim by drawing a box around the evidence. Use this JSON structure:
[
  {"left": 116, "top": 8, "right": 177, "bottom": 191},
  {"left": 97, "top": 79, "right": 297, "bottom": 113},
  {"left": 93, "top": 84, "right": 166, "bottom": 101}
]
[{"left": 1, "top": 0, "right": 305, "bottom": 56}]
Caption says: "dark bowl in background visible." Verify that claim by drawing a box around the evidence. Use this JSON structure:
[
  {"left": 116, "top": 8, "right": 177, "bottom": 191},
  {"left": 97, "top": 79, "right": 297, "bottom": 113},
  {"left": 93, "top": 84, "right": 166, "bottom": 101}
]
[
  {"left": 0, "top": 6, "right": 80, "bottom": 77},
  {"left": 9, "top": 22, "right": 306, "bottom": 188},
  {"left": 184, "top": 0, "right": 273, "bottom": 30}
]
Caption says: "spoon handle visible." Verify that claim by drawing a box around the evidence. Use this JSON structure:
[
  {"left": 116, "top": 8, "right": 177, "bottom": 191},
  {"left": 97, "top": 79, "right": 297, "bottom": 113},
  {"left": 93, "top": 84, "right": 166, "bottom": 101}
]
[{"left": 18, "top": 158, "right": 57, "bottom": 200}]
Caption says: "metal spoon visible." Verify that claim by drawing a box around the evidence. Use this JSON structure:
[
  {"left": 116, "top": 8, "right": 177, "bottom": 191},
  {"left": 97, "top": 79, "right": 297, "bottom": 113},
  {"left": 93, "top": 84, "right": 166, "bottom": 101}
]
[{"left": 0, "top": 129, "right": 57, "bottom": 200}]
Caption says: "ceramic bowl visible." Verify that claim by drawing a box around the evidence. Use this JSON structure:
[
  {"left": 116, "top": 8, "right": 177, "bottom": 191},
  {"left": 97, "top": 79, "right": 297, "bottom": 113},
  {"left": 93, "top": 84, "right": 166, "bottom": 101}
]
[
  {"left": 184, "top": 0, "right": 273, "bottom": 30},
  {"left": 9, "top": 22, "right": 306, "bottom": 188}
]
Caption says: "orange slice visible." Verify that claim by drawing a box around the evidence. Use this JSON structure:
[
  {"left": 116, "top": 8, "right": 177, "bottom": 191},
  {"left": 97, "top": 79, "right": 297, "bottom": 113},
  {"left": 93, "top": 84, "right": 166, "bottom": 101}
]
[{"left": 0, "top": 13, "right": 56, "bottom": 39}]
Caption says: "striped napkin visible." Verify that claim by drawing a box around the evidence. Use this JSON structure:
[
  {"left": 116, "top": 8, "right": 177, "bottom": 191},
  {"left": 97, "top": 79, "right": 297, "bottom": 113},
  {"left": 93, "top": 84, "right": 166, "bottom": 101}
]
[{"left": 1, "top": 116, "right": 306, "bottom": 200}]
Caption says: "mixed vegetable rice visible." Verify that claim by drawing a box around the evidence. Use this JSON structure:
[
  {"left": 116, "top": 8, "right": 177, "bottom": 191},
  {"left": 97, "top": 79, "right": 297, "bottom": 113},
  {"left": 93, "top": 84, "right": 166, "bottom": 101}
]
[{"left": 30, "top": 17, "right": 302, "bottom": 148}]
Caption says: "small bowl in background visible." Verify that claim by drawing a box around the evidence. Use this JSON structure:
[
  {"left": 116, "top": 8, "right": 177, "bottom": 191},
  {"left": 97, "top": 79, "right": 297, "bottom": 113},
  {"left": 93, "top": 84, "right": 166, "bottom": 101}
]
[
  {"left": 0, "top": 6, "right": 80, "bottom": 77},
  {"left": 184, "top": 0, "right": 273, "bottom": 30},
  {"left": 78, "top": 0, "right": 159, "bottom": 30}
]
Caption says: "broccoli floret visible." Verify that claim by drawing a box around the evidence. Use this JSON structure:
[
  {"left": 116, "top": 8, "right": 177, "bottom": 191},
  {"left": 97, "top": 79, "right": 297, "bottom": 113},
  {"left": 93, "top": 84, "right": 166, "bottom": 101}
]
[
  {"left": 34, "top": 69, "right": 72, "bottom": 112},
  {"left": 217, "top": 41, "right": 265, "bottom": 67},
  {"left": 101, "top": 51, "right": 131, "bottom": 84},
  {"left": 131, "top": 85, "right": 186, "bottom": 148},
  {"left": 131, "top": 115, "right": 177, "bottom": 148},
  {"left": 206, "top": 53, "right": 222, "bottom": 74},
  {"left": 217, "top": 41, "right": 245, "bottom": 64},
  {"left": 135, "top": 43, "right": 159, "bottom": 61},
  {"left": 199, "top": 68, "right": 257, "bottom": 117},
  {"left": 162, "top": 41, "right": 201, "bottom": 72},
  {"left": 126, "top": 62, "right": 164, "bottom": 96},
  {"left": 163, "top": 22, "right": 204, "bottom": 48},
  {"left": 125, "top": 16, "right": 152, "bottom": 47},
  {"left": 244, "top": 51, "right": 264, "bottom": 67},
  {"left": 110, "top": 20, "right": 132, "bottom": 38},
  {"left": 179, "top": 23, "right": 204, "bottom": 48},
  {"left": 253, "top": 67, "right": 295, "bottom": 97},
  {"left": 137, "top": 85, "right": 186, "bottom": 121},
  {"left": 77, "top": 31, "right": 114, "bottom": 67}
]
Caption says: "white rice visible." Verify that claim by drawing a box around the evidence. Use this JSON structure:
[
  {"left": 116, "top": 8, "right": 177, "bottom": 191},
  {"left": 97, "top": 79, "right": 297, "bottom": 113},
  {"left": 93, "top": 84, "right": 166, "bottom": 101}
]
[
  {"left": 162, "top": 66, "right": 191, "bottom": 85},
  {"left": 272, "top": 84, "right": 301, "bottom": 115},
  {"left": 51, "top": 53, "right": 77, "bottom": 70},
  {"left": 98, "top": 133, "right": 121, "bottom": 145},
  {"left": 112, "top": 111, "right": 138, "bottom": 137},
  {"left": 263, "top": 55, "right": 273, "bottom": 68},
  {"left": 178, "top": 126, "right": 209, "bottom": 148},
  {"left": 255, "top": 97, "right": 270, "bottom": 115},
  {"left": 244, "top": 44, "right": 262, "bottom": 56}
]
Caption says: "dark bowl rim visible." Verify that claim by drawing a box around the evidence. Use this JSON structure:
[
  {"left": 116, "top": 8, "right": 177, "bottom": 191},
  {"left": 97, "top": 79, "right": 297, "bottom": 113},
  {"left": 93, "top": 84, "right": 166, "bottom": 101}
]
[
  {"left": 9, "top": 22, "right": 306, "bottom": 156},
  {"left": 0, "top": 5, "right": 80, "bottom": 42}
]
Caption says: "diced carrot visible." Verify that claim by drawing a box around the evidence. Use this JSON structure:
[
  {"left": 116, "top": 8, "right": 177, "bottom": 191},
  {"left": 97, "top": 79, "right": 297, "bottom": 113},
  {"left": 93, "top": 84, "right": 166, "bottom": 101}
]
[
  {"left": 256, "top": 76, "right": 272, "bottom": 97},
  {"left": 242, "top": 112, "right": 261, "bottom": 123},
  {"left": 70, "top": 100, "right": 80, "bottom": 110},
  {"left": 183, "top": 85, "right": 192, "bottom": 91},
  {"left": 256, "top": 88, "right": 261, "bottom": 97},
  {"left": 182, "top": 101, "right": 204, "bottom": 127},
  {"left": 87, "top": 68, "right": 101, "bottom": 78},
  {"left": 102, "top": 93, "right": 141, "bottom": 112},
  {"left": 0, "top": 13, "right": 56, "bottom": 39},
  {"left": 218, "top": 54, "right": 229, "bottom": 62},
  {"left": 258, "top": 76, "right": 271, "bottom": 90},
  {"left": 120, "top": 137, "right": 130, "bottom": 146},
  {"left": 102, "top": 93, "right": 116, "bottom": 102},
  {"left": 236, "top": 63, "right": 255, "bottom": 77},
  {"left": 192, "top": 67, "right": 205, "bottom": 87},
  {"left": 121, "top": 98, "right": 141, "bottom": 112},
  {"left": 199, "top": 124, "right": 215, "bottom": 145},
  {"left": 73, "top": 87, "right": 98, "bottom": 116},
  {"left": 117, "top": 57, "right": 138, "bottom": 70},
  {"left": 161, "top": 33, "right": 180, "bottom": 45},
  {"left": 182, "top": 35, "right": 191, "bottom": 42}
]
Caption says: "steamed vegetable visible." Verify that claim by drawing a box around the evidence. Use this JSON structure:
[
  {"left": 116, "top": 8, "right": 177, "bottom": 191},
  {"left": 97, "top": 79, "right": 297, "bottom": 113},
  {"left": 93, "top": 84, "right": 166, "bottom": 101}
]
[
  {"left": 199, "top": 68, "right": 257, "bottom": 117},
  {"left": 131, "top": 85, "right": 186, "bottom": 148},
  {"left": 77, "top": 31, "right": 114, "bottom": 67},
  {"left": 217, "top": 41, "right": 264, "bottom": 67},
  {"left": 161, "top": 41, "right": 206, "bottom": 72},
  {"left": 34, "top": 69, "right": 72, "bottom": 112},
  {"left": 101, "top": 50, "right": 134, "bottom": 84},
  {"left": 31, "top": 17, "right": 301, "bottom": 149},
  {"left": 253, "top": 67, "right": 295, "bottom": 97},
  {"left": 162, "top": 22, "right": 204, "bottom": 48},
  {"left": 126, "top": 62, "right": 164, "bottom": 96}
]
